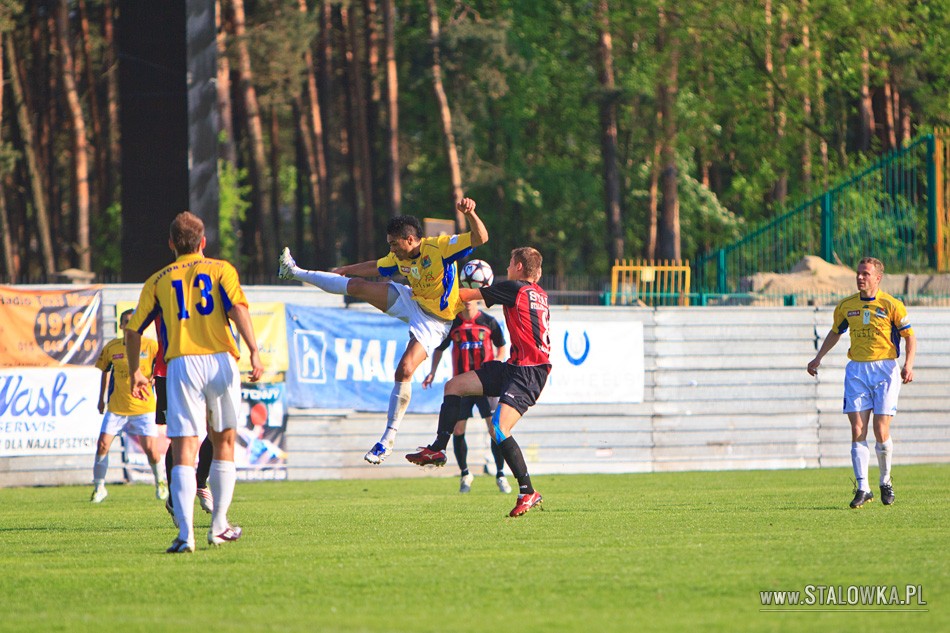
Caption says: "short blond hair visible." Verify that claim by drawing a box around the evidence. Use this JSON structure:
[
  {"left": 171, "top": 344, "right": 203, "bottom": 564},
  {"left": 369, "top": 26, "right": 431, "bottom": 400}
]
[{"left": 858, "top": 257, "right": 884, "bottom": 276}]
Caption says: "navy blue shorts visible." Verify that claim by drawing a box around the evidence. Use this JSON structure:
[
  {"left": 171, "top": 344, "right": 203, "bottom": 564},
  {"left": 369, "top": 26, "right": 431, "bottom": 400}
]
[
  {"left": 459, "top": 395, "right": 492, "bottom": 420},
  {"left": 154, "top": 375, "right": 167, "bottom": 425},
  {"left": 474, "top": 361, "right": 551, "bottom": 416}
]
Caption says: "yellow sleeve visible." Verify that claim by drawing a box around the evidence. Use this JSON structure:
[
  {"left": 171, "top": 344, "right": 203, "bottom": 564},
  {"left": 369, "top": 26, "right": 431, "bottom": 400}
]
[
  {"left": 94, "top": 341, "right": 112, "bottom": 372},
  {"left": 127, "top": 275, "right": 160, "bottom": 334},
  {"left": 220, "top": 262, "right": 249, "bottom": 312},
  {"left": 435, "top": 233, "right": 473, "bottom": 258},
  {"left": 832, "top": 302, "right": 848, "bottom": 334},
  {"left": 894, "top": 301, "right": 914, "bottom": 337}
]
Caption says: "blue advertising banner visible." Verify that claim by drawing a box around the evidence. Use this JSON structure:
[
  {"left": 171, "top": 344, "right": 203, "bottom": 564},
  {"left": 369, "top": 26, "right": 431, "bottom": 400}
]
[{"left": 284, "top": 305, "right": 453, "bottom": 412}]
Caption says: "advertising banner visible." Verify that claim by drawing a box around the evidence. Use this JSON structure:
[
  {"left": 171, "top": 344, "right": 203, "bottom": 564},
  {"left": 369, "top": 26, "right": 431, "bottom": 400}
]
[
  {"left": 236, "top": 382, "right": 288, "bottom": 479},
  {"left": 540, "top": 321, "right": 644, "bottom": 403},
  {"left": 0, "top": 286, "right": 103, "bottom": 367},
  {"left": 0, "top": 367, "right": 102, "bottom": 456},
  {"left": 237, "top": 303, "right": 289, "bottom": 380},
  {"left": 117, "top": 300, "right": 287, "bottom": 379},
  {"left": 284, "top": 305, "right": 453, "bottom": 412}
]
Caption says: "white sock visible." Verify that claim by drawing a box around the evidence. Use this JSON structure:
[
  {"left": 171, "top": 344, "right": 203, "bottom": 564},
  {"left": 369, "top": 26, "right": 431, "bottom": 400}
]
[
  {"left": 209, "top": 460, "right": 237, "bottom": 535},
  {"left": 851, "top": 441, "right": 871, "bottom": 492},
  {"left": 876, "top": 438, "right": 893, "bottom": 486},
  {"left": 380, "top": 382, "right": 412, "bottom": 446},
  {"left": 149, "top": 461, "right": 165, "bottom": 486},
  {"left": 294, "top": 269, "right": 351, "bottom": 294},
  {"left": 172, "top": 465, "right": 197, "bottom": 543},
  {"left": 93, "top": 454, "right": 108, "bottom": 484}
]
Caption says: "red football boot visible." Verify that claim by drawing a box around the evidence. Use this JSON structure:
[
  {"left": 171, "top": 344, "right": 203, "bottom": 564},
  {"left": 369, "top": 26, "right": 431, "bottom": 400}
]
[
  {"left": 509, "top": 491, "right": 543, "bottom": 517},
  {"left": 405, "top": 446, "right": 447, "bottom": 467}
]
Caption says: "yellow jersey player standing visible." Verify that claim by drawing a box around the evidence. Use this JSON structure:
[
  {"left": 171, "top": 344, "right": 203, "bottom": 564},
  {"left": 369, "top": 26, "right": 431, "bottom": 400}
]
[
  {"left": 126, "top": 211, "right": 264, "bottom": 553},
  {"left": 807, "top": 257, "right": 916, "bottom": 508},
  {"left": 277, "top": 198, "right": 488, "bottom": 465},
  {"left": 90, "top": 309, "right": 167, "bottom": 504}
]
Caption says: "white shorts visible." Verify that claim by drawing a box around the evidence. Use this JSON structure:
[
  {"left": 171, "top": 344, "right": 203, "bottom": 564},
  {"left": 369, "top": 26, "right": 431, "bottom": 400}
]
[
  {"left": 385, "top": 282, "right": 453, "bottom": 357},
  {"left": 843, "top": 359, "right": 901, "bottom": 415},
  {"left": 166, "top": 352, "right": 242, "bottom": 437},
  {"left": 99, "top": 411, "right": 157, "bottom": 437}
]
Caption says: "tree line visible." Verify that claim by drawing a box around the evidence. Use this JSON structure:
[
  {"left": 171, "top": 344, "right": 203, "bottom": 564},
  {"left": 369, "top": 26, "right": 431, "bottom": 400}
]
[{"left": 0, "top": 0, "right": 947, "bottom": 283}]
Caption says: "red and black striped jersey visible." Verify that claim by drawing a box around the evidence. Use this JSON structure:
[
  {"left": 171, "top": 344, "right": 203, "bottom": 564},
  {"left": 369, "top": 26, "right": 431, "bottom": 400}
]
[
  {"left": 436, "top": 310, "right": 507, "bottom": 375},
  {"left": 481, "top": 280, "right": 551, "bottom": 367}
]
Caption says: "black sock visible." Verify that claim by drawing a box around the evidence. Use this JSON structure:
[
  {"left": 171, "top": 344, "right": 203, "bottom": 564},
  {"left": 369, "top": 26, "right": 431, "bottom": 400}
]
[
  {"left": 164, "top": 446, "right": 174, "bottom": 508},
  {"left": 490, "top": 439, "right": 506, "bottom": 477},
  {"left": 453, "top": 434, "right": 468, "bottom": 473},
  {"left": 431, "top": 395, "right": 461, "bottom": 452},
  {"left": 196, "top": 436, "right": 214, "bottom": 488},
  {"left": 499, "top": 436, "right": 533, "bottom": 495}
]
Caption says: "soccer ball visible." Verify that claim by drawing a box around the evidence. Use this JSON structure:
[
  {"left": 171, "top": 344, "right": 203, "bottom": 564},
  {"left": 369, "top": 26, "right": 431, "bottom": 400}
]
[{"left": 460, "top": 259, "right": 494, "bottom": 288}]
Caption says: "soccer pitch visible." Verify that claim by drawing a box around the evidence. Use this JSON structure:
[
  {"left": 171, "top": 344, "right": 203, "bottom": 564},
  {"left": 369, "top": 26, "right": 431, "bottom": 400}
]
[{"left": 1, "top": 465, "right": 946, "bottom": 633}]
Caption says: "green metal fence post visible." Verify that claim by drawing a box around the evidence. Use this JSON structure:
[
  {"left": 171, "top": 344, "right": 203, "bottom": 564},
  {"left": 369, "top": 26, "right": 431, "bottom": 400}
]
[
  {"left": 717, "top": 249, "right": 727, "bottom": 294},
  {"left": 927, "top": 134, "right": 938, "bottom": 269},
  {"left": 820, "top": 192, "right": 834, "bottom": 263}
]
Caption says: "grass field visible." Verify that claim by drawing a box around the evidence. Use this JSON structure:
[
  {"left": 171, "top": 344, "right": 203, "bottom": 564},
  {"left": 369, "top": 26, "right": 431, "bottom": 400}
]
[{"left": 1, "top": 465, "right": 947, "bottom": 633}]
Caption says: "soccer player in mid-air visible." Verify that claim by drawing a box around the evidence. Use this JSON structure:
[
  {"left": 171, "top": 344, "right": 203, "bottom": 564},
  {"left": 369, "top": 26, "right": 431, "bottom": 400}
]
[
  {"left": 127, "top": 212, "right": 264, "bottom": 553},
  {"left": 408, "top": 247, "right": 551, "bottom": 517},
  {"left": 807, "top": 257, "right": 915, "bottom": 508},
  {"left": 421, "top": 295, "right": 511, "bottom": 494},
  {"left": 278, "top": 198, "right": 488, "bottom": 465},
  {"left": 90, "top": 309, "right": 167, "bottom": 504}
]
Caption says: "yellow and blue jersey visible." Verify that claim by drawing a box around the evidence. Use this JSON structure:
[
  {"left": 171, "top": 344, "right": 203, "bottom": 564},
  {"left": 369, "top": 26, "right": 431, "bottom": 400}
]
[
  {"left": 831, "top": 291, "right": 913, "bottom": 361},
  {"left": 95, "top": 336, "right": 158, "bottom": 416},
  {"left": 126, "top": 253, "right": 248, "bottom": 362},
  {"left": 376, "top": 233, "right": 473, "bottom": 321}
]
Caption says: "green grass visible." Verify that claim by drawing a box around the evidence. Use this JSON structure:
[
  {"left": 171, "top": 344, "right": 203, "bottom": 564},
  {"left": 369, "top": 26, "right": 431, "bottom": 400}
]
[{"left": 0, "top": 465, "right": 947, "bottom": 633}]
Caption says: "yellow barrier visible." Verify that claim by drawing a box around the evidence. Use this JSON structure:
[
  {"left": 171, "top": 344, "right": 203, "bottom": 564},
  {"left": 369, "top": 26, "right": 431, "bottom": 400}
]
[
  {"left": 936, "top": 128, "right": 950, "bottom": 271},
  {"left": 610, "top": 259, "right": 691, "bottom": 306}
]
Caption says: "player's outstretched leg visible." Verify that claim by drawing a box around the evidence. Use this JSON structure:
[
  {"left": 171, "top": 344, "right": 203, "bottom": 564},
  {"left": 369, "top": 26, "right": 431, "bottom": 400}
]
[{"left": 278, "top": 247, "right": 350, "bottom": 294}]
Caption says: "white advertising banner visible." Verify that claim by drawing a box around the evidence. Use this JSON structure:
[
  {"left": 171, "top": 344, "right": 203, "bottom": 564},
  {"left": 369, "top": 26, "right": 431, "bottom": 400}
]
[
  {"left": 0, "top": 367, "right": 102, "bottom": 456},
  {"left": 539, "top": 321, "right": 644, "bottom": 404}
]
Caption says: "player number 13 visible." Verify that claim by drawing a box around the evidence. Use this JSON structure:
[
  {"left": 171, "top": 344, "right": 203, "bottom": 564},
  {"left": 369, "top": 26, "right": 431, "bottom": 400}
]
[{"left": 171, "top": 274, "right": 215, "bottom": 320}]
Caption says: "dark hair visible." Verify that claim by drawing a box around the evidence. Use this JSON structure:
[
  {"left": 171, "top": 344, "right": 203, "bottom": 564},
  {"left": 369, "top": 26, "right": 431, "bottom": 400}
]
[
  {"left": 512, "top": 247, "right": 543, "bottom": 281},
  {"left": 170, "top": 211, "right": 204, "bottom": 254},
  {"left": 119, "top": 309, "right": 135, "bottom": 324},
  {"left": 386, "top": 215, "right": 422, "bottom": 240}
]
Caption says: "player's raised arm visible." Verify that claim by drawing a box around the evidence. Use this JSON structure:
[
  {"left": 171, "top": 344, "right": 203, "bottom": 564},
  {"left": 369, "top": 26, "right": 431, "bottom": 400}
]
[{"left": 458, "top": 198, "right": 488, "bottom": 247}]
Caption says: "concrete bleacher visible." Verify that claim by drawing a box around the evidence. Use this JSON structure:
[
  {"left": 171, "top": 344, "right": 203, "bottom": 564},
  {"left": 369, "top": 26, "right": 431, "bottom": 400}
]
[{"left": 2, "top": 288, "right": 948, "bottom": 487}]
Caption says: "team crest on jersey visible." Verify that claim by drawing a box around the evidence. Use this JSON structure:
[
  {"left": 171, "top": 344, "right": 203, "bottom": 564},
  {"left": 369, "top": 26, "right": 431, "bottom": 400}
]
[
  {"left": 478, "top": 331, "right": 486, "bottom": 340},
  {"left": 847, "top": 310, "right": 860, "bottom": 317},
  {"left": 422, "top": 255, "right": 432, "bottom": 268},
  {"left": 875, "top": 308, "right": 888, "bottom": 318}
]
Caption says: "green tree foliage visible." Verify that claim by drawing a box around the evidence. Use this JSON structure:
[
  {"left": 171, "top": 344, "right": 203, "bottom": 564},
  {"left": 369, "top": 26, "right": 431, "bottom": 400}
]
[{"left": 2, "top": 0, "right": 948, "bottom": 282}]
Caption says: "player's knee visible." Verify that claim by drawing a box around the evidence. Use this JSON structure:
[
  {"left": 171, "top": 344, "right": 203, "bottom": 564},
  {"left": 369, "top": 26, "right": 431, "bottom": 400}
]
[{"left": 444, "top": 376, "right": 465, "bottom": 396}]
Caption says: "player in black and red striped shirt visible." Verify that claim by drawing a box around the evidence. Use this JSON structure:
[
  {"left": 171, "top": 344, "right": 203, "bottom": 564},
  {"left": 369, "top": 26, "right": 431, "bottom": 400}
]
[
  {"left": 422, "top": 300, "right": 510, "bottom": 494},
  {"left": 408, "top": 247, "right": 551, "bottom": 517}
]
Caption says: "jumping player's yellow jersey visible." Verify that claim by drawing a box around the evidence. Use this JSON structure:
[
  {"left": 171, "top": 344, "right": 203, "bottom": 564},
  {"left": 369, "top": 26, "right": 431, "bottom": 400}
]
[
  {"left": 127, "top": 253, "right": 248, "bottom": 362},
  {"left": 831, "top": 290, "right": 913, "bottom": 361},
  {"left": 376, "top": 233, "right": 474, "bottom": 321},
  {"left": 95, "top": 336, "right": 158, "bottom": 415}
]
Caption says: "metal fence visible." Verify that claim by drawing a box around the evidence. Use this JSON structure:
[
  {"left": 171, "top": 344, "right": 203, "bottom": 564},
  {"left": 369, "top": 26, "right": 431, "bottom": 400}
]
[{"left": 695, "top": 132, "right": 950, "bottom": 295}]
